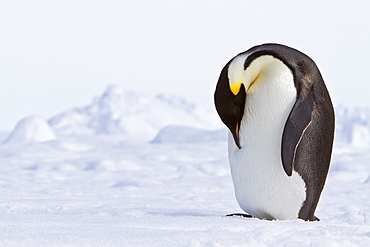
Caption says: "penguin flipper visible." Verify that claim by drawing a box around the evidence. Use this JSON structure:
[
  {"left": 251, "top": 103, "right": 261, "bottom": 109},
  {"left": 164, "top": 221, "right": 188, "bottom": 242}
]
[{"left": 281, "top": 89, "right": 314, "bottom": 176}]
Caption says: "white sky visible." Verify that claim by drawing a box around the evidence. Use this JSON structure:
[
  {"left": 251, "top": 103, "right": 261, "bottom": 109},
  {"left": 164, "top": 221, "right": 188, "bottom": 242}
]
[{"left": 1, "top": 0, "right": 370, "bottom": 131}]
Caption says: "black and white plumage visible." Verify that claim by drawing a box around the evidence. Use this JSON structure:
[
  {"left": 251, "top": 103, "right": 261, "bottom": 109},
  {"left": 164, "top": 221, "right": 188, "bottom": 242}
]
[{"left": 214, "top": 43, "right": 335, "bottom": 221}]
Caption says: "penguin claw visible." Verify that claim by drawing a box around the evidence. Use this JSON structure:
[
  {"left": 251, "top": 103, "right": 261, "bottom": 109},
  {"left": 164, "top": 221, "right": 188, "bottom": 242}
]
[{"left": 226, "top": 213, "right": 253, "bottom": 218}]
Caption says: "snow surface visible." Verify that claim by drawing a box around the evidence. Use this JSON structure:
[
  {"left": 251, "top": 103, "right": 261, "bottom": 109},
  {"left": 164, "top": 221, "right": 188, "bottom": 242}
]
[{"left": 1, "top": 86, "right": 370, "bottom": 246}]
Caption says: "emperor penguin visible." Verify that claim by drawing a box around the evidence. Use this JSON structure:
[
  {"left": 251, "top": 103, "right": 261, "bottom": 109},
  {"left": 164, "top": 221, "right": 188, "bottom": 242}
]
[{"left": 214, "top": 43, "right": 335, "bottom": 221}]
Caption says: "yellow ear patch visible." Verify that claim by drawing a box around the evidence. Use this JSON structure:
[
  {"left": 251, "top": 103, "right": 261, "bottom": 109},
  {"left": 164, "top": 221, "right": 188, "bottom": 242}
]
[{"left": 230, "top": 81, "right": 243, "bottom": 95}]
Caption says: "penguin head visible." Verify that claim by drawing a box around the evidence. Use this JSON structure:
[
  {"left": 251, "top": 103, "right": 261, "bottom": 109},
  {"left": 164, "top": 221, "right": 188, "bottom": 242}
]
[
  {"left": 214, "top": 54, "right": 249, "bottom": 149},
  {"left": 214, "top": 51, "right": 278, "bottom": 148}
]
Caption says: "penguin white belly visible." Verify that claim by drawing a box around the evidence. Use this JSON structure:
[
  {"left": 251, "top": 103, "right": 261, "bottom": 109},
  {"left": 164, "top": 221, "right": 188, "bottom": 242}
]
[{"left": 228, "top": 61, "right": 307, "bottom": 220}]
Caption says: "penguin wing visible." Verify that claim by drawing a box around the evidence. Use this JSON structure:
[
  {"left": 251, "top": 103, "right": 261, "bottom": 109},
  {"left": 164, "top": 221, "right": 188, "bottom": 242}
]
[{"left": 281, "top": 85, "right": 314, "bottom": 176}]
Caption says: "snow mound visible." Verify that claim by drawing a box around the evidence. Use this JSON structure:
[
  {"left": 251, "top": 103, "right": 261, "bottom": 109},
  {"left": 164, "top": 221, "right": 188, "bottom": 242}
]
[
  {"left": 152, "top": 125, "right": 227, "bottom": 144},
  {"left": 49, "top": 85, "right": 222, "bottom": 141},
  {"left": 335, "top": 106, "right": 370, "bottom": 148},
  {"left": 4, "top": 116, "right": 57, "bottom": 144}
]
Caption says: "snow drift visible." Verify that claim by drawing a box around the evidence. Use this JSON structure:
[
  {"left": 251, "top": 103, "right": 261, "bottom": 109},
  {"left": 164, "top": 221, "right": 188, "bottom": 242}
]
[
  {"left": 4, "top": 116, "right": 57, "bottom": 144},
  {"left": 152, "top": 125, "right": 227, "bottom": 144},
  {"left": 335, "top": 106, "right": 370, "bottom": 148},
  {"left": 48, "top": 85, "right": 222, "bottom": 141}
]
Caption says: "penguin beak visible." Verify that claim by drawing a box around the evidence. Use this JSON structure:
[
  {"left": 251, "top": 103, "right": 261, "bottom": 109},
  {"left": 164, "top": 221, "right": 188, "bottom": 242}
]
[
  {"left": 231, "top": 122, "right": 241, "bottom": 149},
  {"left": 230, "top": 81, "right": 243, "bottom": 96}
]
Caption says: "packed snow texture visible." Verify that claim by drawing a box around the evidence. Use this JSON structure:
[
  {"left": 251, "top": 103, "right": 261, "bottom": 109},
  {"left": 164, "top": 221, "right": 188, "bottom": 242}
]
[{"left": 1, "top": 85, "right": 370, "bottom": 246}]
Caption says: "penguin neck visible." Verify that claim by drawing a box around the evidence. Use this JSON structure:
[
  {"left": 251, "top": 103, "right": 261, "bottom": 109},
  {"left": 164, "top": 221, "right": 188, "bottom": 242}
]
[{"left": 235, "top": 58, "right": 297, "bottom": 152}]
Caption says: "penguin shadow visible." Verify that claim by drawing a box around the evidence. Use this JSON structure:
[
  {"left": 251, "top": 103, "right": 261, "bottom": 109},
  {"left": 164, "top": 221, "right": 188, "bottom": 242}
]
[
  {"left": 226, "top": 213, "right": 283, "bottom": 221},
  {"left": 226, "top": 213, "right": 320, "bottom": 221},
  {"left": 226, "top": 213, "right": 253, "bottom": 219}
]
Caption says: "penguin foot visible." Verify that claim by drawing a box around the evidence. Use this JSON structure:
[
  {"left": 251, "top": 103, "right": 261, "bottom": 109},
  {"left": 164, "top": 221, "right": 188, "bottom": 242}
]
[
  {"left": 298, "top": 215, "right": 320, "bottom": 221},
  {"left": 312, "top": 216, "right": 320, "bottom": 221},
  {"left": 226, "top": 213, "right": 253, "bottom": 218}
]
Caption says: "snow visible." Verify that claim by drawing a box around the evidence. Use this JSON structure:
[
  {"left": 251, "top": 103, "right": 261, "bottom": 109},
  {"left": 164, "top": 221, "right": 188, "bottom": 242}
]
[
  {"left": 48, "top": 85, "right": 222, "bottom": 141},
  {"left": 152, "top": 125, "right": 227, "bottom": 144},
  {"left": 3, "top": 116, "right": 57, "bottom": 144},
  {"left": 1, "top": 86, "right": 370, "bottom": 246},
  {"left": 335, "top": 106, "right": 370, "bottom": 148}
]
